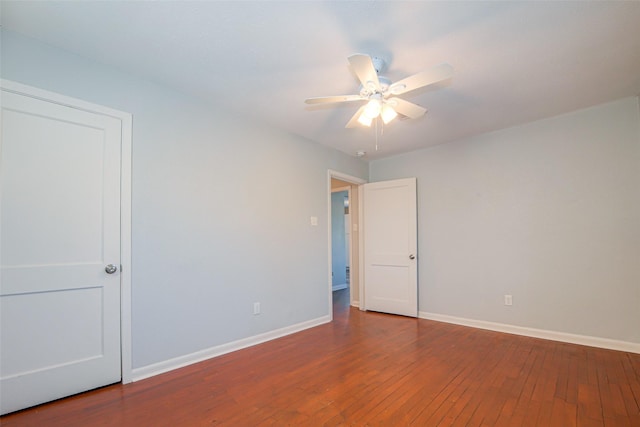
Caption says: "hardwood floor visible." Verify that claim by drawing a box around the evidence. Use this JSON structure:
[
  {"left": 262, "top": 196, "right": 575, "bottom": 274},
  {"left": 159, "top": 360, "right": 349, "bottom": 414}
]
[{"left": 2, "top": 289, "right": 639, "bottom": 426}]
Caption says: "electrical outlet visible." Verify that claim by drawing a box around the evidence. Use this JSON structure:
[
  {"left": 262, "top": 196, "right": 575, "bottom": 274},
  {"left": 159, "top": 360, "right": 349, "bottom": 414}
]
[
  {"left": 253, "top": 302, "right": 261, "bottom": 315},
  {"left": 504, "top": 295, "right": 513, "bottom": 306}
]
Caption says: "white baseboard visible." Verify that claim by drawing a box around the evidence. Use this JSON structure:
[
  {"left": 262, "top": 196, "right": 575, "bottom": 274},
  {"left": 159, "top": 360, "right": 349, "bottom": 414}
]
[
  {"left": 419, "top": 311, "right": 640, "bottom": 354},
  {"left": 351, "top": 300, "right": 359, "bottom": 307},
  {"left": 131, "top": 315, "right": 331, "bottom": 382},
  {"left": 332, "top": 283, "right": 348, "bottom": 291}
]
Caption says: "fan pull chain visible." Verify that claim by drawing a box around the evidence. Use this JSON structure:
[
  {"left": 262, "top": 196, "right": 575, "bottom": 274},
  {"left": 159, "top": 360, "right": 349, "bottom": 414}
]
[
  {"left": 375, "top": 117, "right": 379, "bottom": 151},
  {"left": 374, "top": 117, "right": 386, "bottom": 151}
]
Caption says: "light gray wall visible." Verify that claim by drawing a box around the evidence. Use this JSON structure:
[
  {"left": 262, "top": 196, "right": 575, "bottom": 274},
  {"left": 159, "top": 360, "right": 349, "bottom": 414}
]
[
  {"left": 331, "top": 191, "right": 347, "bottom": 286},
  {"left": 370, "top": 97, "right": 640, "bottom": 344},
  {"left": 0, "top": 30, "right": 368, "bottom": 368}
]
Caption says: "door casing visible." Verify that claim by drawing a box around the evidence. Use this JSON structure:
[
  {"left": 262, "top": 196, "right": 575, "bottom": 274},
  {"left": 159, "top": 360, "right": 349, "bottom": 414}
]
[{"left": 327, "top": 170, "right": 366, "bottom": 318}]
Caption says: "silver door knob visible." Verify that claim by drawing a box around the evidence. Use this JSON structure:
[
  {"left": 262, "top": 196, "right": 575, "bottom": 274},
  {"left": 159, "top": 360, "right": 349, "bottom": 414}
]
[
  {"left": 105, "top": 264, "right": 118, "bottom": 274},
  {"left": 409, "top": 254, "right": 415, "bottom": 260}
]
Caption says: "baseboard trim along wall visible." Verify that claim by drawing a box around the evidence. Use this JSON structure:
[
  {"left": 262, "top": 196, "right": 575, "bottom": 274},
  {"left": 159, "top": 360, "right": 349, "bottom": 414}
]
[
  {"left": 332, "top": 283, "right": 348, "bottom": 291},
  {"left": 131, "top": 315, "right": 331, "bottom": 382},
  {"left": 419, "top": 311, "right": 640, "bottom": 354}
]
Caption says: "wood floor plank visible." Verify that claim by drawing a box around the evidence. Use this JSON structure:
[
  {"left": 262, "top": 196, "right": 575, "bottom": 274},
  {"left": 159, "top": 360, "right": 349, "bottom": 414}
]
[{"left": 2, "top": 289, "right": 639, "bottom": 426}]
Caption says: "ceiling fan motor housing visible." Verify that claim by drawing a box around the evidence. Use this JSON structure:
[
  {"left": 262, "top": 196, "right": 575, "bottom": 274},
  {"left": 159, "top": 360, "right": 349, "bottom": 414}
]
[
  {"left": 371, "top": 56, "right": 387, "bottom": 74},
  {"left": 360, "top": 76, "right": 392, "bottom": 97}
]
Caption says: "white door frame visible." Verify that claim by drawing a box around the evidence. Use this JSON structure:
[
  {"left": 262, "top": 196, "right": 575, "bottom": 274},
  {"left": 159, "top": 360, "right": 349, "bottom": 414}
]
[
  {"left": 1, "top": 79, "right": 133, "bottom": 384},
  {"left": 327, "top": 170, "right": 366, "bottom": 320}
]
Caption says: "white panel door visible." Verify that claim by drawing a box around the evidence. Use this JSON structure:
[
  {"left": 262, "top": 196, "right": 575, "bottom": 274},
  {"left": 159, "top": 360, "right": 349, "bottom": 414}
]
[
  {"left": 363, "top": 178, "right": 417, "bottom": 317},
  {"left": 0, "top": 90, "right": 122, "bottom": 414}
]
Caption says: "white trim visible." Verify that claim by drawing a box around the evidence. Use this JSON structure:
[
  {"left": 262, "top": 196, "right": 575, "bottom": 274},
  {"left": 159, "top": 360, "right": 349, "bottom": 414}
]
[
  {"left": 132, "top": 315, "right": 331, "bottom": 381},
  {"left": 327, "top": 170, "right": 367, "bottom": 319},
  {"left": 328, "top": 170, "right": 367, "bottom": 185},
  {"left": 358, "top": 184, "right": 364, "bottom": 311},
  {"left": 1, "top": 79, "right": 134, "bottom": 383},
  {"left": 119, "top": 109, "right": 133, "bottom": 384},
  {"left": 332, "top": 283, "right": 348, "bottom": 291},
  {"left": 351, "top": 300, "right": 360, "bottom": 307},
  {"left": 1, "top": 80, "right": 129, "bottom": 121},
  {"left": 419, "top": 311, "right": 640, "bottom": 354}
]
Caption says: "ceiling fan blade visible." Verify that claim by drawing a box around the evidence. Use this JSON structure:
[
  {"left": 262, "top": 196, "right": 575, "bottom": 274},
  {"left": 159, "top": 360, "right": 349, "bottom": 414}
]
[
  {"left": 388, "top": 63, "right": 453, "bottom": 96},
  {"left": 388, "top": 98, "right": 427, "bottom": 119},
  {"left": 348, "top": 54, "right": 381, "bottom": 92},
  {"left": 305, "top": 94, "right": 364, "bottom": 105},
  {"left": 345, "top": 105, "right": 367, "bottom": 128}
]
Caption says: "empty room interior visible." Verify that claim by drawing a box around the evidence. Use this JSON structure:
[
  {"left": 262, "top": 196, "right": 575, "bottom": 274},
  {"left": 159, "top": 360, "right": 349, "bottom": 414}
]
[{"left": 0, "top": 1, "right": 639, "bottom": 426}]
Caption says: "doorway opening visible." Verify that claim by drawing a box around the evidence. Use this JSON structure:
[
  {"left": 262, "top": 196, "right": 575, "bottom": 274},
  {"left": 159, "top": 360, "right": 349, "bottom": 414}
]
[
  {"left": 331, "top": 188, "right": 350, "bottom": 309},
  {"left": 328, "top": 170, "right": 366, "bottom": 320}
]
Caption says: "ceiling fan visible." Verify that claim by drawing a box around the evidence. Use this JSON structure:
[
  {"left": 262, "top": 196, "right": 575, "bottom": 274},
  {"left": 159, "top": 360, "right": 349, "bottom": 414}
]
[{"left": 305, "top": 54, "right": 453, "bottom": 128}]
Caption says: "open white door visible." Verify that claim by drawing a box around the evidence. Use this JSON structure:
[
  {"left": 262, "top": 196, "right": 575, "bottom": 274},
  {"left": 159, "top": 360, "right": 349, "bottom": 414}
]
[
  {"left": 363, "top": 178, "right": 417, "bottom": 317},
  {"left": 1, "top": 88, "right": 123, "bottom": 414}
]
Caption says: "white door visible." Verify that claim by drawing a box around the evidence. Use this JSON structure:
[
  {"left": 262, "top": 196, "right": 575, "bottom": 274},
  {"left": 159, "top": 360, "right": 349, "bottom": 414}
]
[
  {"left": 0, "top": 89, "right": 122, "bottom": 414},
  {"left": 363, "top": 178, "right": 417, "bottom": 317}
]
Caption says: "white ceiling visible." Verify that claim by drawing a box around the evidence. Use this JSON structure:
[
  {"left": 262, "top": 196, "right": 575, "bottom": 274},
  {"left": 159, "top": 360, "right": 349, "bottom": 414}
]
[{"left": 2, "top": 1, "right": 640, "bottom": 160}]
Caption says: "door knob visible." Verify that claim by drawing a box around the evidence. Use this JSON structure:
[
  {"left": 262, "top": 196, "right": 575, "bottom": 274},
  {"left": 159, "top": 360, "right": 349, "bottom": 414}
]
[
  {"left": 105, "top": 264, "right": 118, "bottom": 274},
  {"left": 409, "top": 254, "right": 415, "bottom": 260}
]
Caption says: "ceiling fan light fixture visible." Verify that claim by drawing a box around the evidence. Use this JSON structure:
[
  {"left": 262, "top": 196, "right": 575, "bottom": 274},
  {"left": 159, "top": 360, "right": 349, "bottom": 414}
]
[
  {"left": 381, "top": 104, "right": 398, "bottom": 124},
  {"left": 363, "top": 98, "right": 382, "bottom": 119},
  {"left": 357, "top": 113, "right": 373, "bottom": 127}
]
